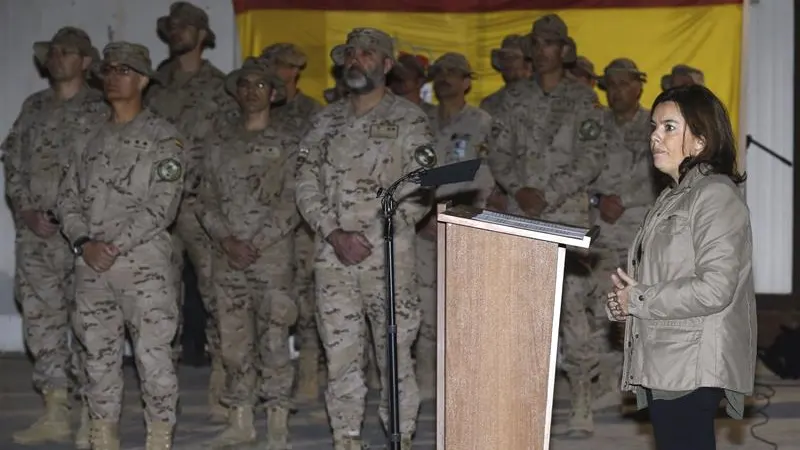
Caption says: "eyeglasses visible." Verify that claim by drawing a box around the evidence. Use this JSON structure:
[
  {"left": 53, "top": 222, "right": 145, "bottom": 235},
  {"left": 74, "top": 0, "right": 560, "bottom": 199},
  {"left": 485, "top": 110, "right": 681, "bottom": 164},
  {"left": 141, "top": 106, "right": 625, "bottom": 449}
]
[{"left": 101, "top": 64, "right": 135, "bottom": 76}]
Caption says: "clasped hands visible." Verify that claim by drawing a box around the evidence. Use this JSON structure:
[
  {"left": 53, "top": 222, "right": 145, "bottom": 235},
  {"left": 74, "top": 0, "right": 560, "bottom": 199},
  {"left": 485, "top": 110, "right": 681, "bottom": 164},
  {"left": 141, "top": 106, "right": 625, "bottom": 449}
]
[
  {"left": 606, "top": 267, "right": 638, "bottom": 322},
  {"left": 83, "top": 241, "right": 120, "bottom": 273}
]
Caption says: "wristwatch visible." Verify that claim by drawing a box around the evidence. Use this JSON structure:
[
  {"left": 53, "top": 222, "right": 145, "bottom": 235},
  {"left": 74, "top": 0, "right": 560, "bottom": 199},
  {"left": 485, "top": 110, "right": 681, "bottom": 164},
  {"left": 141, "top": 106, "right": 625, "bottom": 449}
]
[
  {"left": 589, "top": 193, "right": 603, "bottom": 208},
  {"left": 71, "top": 236, "right": 91, "bottom": 256}
]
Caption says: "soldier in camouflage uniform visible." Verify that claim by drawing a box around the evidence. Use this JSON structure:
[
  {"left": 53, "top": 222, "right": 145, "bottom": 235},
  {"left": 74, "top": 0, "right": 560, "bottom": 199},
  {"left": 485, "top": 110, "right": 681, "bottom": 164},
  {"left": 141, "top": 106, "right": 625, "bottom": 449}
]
[
  {"left": 146, "top": 0, "right": 234, "bottom": 421},
  {"left": 388, "top": 53, "right": 435, "bottom": 114},
  {"left": 2, "top": 27, "right": 104, "bottom": 448},
  {"left": 198, "top": 58, "right": 298, "bottom": 450},
  {"left": 260, "top": 42, "right": 328, "bottom": 402},
  {"left": 588, "top": 58, "right": 657, "bottom": 411},
  {"left": 660, "top": 64, "right": 705, "bottom": 91},
  {"left": 58, "top": 42, "right": 185, "bottom": 450},
  {"left": 414, "top": 53, "right": 496, "bottom": 400},
  {"left": 479, "top": 34, "right": 535, "bottom": 213},
  {"left": 487, "top": 14, "right": 605, "bottom": 439},
  {"left": 296, "top": 28, "right": 435, "bottom": 450}
]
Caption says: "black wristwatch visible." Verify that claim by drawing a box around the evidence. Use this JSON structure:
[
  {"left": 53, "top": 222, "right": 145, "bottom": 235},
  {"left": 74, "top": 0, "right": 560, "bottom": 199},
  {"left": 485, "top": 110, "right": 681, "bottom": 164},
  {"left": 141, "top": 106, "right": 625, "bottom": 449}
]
[
  {"left": 72, "top": 236, "right": 91, "bottom": 256},
  {"left": 589, "top": 193, "right": 603, "bottom": 208}
]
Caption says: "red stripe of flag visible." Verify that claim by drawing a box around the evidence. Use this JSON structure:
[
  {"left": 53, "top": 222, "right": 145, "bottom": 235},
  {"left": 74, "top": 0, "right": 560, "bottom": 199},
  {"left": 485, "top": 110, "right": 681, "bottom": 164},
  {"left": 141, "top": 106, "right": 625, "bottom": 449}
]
[{"left": 233, "top": 0, "right": 742, "bottom": 14}]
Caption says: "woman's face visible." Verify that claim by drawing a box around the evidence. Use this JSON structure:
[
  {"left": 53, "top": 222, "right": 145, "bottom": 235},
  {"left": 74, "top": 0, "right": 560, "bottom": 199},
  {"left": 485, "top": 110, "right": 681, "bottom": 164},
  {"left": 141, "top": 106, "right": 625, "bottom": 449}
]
[{"left": 650, "top": 101, "right": 704, "bottom": 182}]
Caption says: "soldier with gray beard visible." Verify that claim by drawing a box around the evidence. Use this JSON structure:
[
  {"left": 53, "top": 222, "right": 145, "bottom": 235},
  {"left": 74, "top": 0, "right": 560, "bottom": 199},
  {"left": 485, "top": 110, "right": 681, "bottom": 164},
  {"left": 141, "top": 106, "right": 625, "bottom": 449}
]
[
  {"left": 2, "top": 27, "right": 104, "bottom": 448},
  {"left": 296, "top": 28, "right": 435, "bottom": 450},
  {"left": 588, "top": 58, "right": 657, "bottom": 411},
  {"left": 146, "top": 0, "right": 235, "bottom": 422}
]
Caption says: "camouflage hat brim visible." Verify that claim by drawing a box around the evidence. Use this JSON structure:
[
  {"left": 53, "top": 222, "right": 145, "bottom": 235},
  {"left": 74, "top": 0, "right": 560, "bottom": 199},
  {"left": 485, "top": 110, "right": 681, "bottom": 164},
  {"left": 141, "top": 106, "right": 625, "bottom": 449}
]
[
  {"left": 596, "top": 69, "right": 647, "bottom": 91},
  {"left": 224, "top": 68, "right": 287, "bottom": 103},
  {"left": 427, "top": 65, "right": 476, "bottom": 81},
  {"left": 156, "top": 15, "right": 217, "bottom": 48},
  {"left": 33, "top": 41, "right": 100, "bottom": 67},
  {"left": 91, "top": 60, "right": 158, "bottom": 82},
  {"left": 330, "top": 43, "right": 395, "bottom": 65},
  {"left": 490, "top": 48, "right": 524, "bottom": 72}
]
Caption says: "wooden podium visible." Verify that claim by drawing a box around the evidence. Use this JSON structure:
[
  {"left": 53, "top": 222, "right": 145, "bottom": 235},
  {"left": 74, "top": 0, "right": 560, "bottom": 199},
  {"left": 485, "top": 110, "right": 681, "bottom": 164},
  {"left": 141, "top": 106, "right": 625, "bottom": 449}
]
[{"left": 434, "top": 204, "right": 598, "bottom": 450}]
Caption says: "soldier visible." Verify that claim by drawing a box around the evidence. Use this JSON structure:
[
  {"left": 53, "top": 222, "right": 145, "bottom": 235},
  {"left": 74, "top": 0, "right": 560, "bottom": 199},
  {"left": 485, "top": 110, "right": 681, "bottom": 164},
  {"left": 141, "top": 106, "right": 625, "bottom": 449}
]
[
  {"left": 2, "top": 26, "right": 104, "bottom": 448},
  {"left": 660, "top": 64, "right": 705, "bottom": 91},
  {"left": 296, "top": 27, "right": 435, "bottom": 450},
  {"left": 487, "top": 14, "right": 604, "bottom": 439},
  {"left": 58, "top": 42, "right": 185, "bottom": 450},
  {"left": 479, "top": 34, "right": 535, "bottom": 213},
  {"left": 388, "top": 52, "right": 435, "bottom": 114},
  {"left": 198, "top": 58, "right": 298, "bottom": 450},
  {"left": 260, "top": 43, "right": 326, "bottom": 401},
  {"left": 147, "top": 0, "right": 233, "bottom": 421},
  {"left": 589, "top": 58, "right": 657, "bottom": 411},
  {"left": 479, "top": 34, "right": 533, "bottom": 117},
  {"left": 414, "top": 53, "right": 496, "bottom": 400},
  {"left": 569, "top": 56, "right": 599, "bottom": 89}
]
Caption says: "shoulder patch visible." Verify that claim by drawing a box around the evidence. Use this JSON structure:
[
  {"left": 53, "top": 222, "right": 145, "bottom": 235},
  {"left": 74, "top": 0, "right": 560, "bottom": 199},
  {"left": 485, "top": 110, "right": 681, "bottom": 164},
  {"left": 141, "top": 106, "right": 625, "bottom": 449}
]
[
  {"left": 578, "top": 119, "right": 601, "bottom": 141},
  {"left": 156, "top": 158, "right": 183, "bottom": 182},
  {"left": 414, "top": 145, "right": 437, "bottom": 169}
]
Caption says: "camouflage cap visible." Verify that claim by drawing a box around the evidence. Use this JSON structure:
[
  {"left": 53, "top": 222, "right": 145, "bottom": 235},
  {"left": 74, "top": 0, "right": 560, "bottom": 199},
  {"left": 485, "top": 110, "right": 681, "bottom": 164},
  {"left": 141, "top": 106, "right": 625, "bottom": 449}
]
[
  {"left": 490, "top": 34, "right": 533, "bottom": 72},
  {"left": 531, "top": 14, "right": 569, "bottom": 42},
  {"left": 661, "top": 64, "right": 705, "bottom": 90},
  {"left": 157, "top": 1, "right": 216, "bottom": 49},
  {"left": 260, "top": 43, "right": 307, "bottom": 70},
  {"left": 330, "top": 28, "right": 395, "bottom": 65},
  {"left": 428, "top": 52, "right": 475, "bottom": 80},
  {"left": 572, "top": 56, "right": 598, "bottom": 79},
  {"left": 562, "top": 36, "right": 577, "bottom": 65},
  {"left": 597, "top": 58, "right": 647, "bottom": 90},
  {"left": 225, "top": 57, "right": 287, "bottom": 102},
  {"left": 93, "top": 42, "right": 157, "bottom": 80},
  {"left": 390, "top": 52, "right": 429, "bottom": 80},
  {"left": 33, "top": 27, "right": 98, "bottom": 67}
]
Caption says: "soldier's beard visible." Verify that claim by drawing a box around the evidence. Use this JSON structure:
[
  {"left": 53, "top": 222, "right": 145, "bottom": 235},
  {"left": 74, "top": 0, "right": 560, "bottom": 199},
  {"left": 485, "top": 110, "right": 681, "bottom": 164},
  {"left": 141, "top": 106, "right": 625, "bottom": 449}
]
[{"left": 345, "top": 65, "right": 384, "bottom": 95}]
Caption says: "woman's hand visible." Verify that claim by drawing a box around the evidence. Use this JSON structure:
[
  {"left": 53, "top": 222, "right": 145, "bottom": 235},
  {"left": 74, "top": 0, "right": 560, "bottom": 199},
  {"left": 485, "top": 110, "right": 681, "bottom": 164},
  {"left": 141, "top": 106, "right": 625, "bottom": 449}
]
[{"left": 606, "top": 268, "right": 638, "bottom": 322}]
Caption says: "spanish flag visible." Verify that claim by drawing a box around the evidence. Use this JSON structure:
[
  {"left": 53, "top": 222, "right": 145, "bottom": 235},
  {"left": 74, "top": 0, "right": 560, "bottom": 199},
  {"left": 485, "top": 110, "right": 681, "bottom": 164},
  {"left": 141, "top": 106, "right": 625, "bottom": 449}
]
[{"left": 234, "top": 0, "right": 742, "bottom": 129}]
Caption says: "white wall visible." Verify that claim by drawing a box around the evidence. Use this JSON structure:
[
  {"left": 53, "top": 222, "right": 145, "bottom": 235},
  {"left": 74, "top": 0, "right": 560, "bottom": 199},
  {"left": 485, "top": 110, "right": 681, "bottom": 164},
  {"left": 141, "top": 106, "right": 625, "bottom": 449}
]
[
  {"left": 744, "top": 0, "right": 795, "bottom": 294},
  {"left": 0, "top": 0, "right": 238, "bottom": 351}
]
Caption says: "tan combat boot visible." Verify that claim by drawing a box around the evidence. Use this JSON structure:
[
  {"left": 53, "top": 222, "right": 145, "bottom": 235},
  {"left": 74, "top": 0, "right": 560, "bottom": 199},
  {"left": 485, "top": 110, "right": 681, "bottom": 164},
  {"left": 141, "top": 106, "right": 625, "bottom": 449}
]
[
  {"left": 208, "top": 358, "right": 227, "bottom": 422},
  {"left": 12, "top": 388, "right": 72, "bottom": 444},
  {"left": 334, "top": 434, "right": 367, "bottom": 450},
  {"left": 209, "top": 405, "right": 256, "bottom": 448},
  {"left": 552, "top": 379, "right": 593, "bottom": 439},
  {"left": 75, "top": 403, "right": 91, "bottom": 449},
  {"left": 145, "top": 421, "right": 173, "bottom": 450},
  {"left": 90, "top": 420, "right": 120, "bottom": 450},
  {"left": 265, "top": 405, "right": 290, "bottom": 450},
  {"left": 294, "top": 349, "right": 320, "bottom": 402}
]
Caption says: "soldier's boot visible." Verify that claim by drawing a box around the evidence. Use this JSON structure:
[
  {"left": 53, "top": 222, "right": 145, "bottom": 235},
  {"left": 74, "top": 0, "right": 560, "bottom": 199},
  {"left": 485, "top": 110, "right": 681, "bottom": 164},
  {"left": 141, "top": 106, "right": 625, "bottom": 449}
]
[
  {"left": 208, "top": 357, "right": 227, "bottom": 422},
  {"left": 12, "top": 388, "right": 72, "bottom": 445},
  {"left": 209, "top": 406, "right": 256, "bottom": 448},
  {"left": 334, "top": 435, "right": 368, "bottom": 450},
  {"left": 145, "top": 422, "right": 173, "bottom": 450},
  {"left": 89, "top": 420, "right": 120, "bottom": 450},
  {"left": 552, "top": 379, "right": 594, "bottom": 439},
  {"left": 416, "top": 338, "right": 436, "bottom": 401},
  {"left": 75, "top": 404, "right": 91, "bottom": 449},
  {"left": 265, "top": 405, "right": 290, "bottom": 450},
  {"left": 294, "top": 350, "right": 320, "bottom": 402}
]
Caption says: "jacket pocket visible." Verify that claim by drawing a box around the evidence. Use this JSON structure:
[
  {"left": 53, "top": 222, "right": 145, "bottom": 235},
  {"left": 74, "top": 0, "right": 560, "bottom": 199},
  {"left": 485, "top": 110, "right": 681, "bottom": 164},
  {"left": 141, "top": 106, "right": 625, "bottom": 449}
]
[
  {"left": 642, "top": 325, "right": 703, "bottom": 387},
  {"left": 655, "top": 213, "right": 690, "bottom": 236}
]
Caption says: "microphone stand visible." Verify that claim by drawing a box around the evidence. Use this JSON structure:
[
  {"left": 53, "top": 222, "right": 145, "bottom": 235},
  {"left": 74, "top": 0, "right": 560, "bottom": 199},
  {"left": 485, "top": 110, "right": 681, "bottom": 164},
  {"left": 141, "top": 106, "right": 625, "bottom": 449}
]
[
  {"left": 746, "top": 134, "right": 793, "bottom": 167},
  {"left": 377, "top": 168, "right": 425, "bottom": 450}
]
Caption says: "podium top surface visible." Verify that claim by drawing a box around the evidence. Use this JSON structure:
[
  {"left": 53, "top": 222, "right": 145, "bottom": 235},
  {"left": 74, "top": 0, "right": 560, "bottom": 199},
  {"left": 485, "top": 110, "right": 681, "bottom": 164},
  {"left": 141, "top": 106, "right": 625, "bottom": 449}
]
[{"left": 437, "top": 205, "right": 599, "bottom": 249}]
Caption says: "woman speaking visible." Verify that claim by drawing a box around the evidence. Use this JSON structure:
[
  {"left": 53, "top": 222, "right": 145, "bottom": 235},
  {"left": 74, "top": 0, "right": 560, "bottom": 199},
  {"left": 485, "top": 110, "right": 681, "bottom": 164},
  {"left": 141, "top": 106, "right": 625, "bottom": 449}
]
[{"left": 605, "top": 85, "right": 756, "bottom": 450}]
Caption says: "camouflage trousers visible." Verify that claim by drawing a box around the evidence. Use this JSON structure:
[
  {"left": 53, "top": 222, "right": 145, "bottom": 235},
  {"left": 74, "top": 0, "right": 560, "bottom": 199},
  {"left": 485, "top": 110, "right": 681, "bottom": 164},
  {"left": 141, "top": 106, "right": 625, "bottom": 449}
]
[
  {"left": 413, "top": 235, "right": 436, "bottom": 384},
  {"left": 72, "top": 253, "right": 180, "bottom": 425},
  {"left": 295, "top": 223, "right": 320, "bottom": 365},
  {"left": 213, "top": 237, "right": 297, "bottom": 408},
  {"left": 558, "top": 256, "right": 599, "bottom": 384},
  {"left": 174, "top": 205, "right": 219, "bottom": 360},
  {"left": 14, "top": 231, "right": 84, "bottom": 393},
  {"left": 315, "top": 238, "right": 421, "bottom": 438}
]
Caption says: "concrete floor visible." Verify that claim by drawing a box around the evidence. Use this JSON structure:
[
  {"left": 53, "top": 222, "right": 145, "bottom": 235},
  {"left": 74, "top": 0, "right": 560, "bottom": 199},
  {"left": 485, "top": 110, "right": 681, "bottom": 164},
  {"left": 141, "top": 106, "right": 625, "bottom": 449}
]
[{"left": 0, "top": 355, "right": 799, "bottom": 449}]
